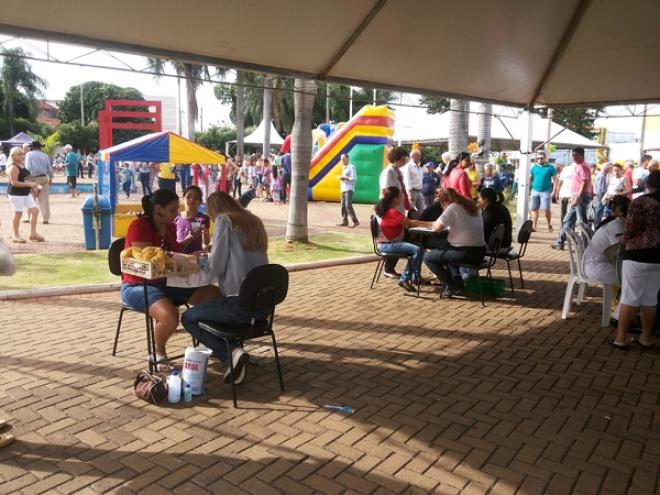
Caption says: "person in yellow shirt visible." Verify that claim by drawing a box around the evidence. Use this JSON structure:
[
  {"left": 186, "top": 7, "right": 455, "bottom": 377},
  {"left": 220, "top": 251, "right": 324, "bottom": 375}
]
[
  {"left": 158, "top": 163, "right": 176, "bottom": 193},
  {"left": 467, "top": 162, "right": 480, "bottom": 200}
]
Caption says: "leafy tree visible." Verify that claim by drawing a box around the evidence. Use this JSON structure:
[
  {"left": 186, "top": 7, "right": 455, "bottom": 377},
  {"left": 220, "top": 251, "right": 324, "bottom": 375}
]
[
  {"left": 58, "top": 81, "right": 144, "bottom": 123},
  {"left": 0, "top": 47, "right": 46, "bottom": 136},
  {"left": 215, "top": 74, "right": 396, "bottom": 135},
  {"left": 57, "top": 121, "right": 99, "bottom": 153},
  {"left": 541, "top": 106, "right": 603, "bottom": 139},
  {"left": 195, "top": 125, "right": 236, "bottom": 151},
  {"left": 419, "top": 95, "right": 450, "bottom": 114}
]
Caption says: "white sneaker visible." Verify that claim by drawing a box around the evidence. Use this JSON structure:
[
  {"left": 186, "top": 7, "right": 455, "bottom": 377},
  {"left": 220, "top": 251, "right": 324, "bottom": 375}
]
[{"left": 224, "top": 347, "right": 249, "bottom": 385}]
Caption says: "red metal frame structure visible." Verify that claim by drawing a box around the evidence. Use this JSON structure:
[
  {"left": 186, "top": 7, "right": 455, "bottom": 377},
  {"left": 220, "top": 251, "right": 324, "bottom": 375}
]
[{"left": 98, "top": 99, "right": 162, "bottom": 149}]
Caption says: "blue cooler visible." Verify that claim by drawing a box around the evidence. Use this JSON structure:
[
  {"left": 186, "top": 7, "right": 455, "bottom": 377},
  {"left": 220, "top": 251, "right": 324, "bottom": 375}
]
[{"left": 81, "top": 195, "right": 112, "bottom": 250}]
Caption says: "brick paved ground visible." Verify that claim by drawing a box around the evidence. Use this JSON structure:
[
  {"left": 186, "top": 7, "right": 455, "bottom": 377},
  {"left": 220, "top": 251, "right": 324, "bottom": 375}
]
[{"left": 0, "top": 229, "right": 658, "bottom": 494}]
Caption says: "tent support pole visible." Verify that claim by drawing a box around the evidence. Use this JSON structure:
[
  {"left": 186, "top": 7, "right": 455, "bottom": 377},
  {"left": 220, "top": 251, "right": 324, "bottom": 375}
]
[{"left": 516, "top": 109, "right": 533, "bottom": 232}]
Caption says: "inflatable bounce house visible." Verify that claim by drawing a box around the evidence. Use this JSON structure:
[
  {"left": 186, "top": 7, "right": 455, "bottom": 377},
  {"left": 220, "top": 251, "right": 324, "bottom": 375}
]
[{"left": 282, "top": 105, "right": 395, "bottom": 203}]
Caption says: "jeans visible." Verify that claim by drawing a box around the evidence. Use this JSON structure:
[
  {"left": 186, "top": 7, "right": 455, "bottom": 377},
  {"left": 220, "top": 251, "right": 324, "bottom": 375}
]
[
  {"left": 158, "top": 177, "right": 176, "bottom": 193},
  {"left": 233, "top": 177, "right": 242, "bottom": 197},
  {"left": 179, "top": 165, "right": 191, "bottom": 191},
  {"left": 340, "top": 190, "right": 358, "bottom": 224},
  {"left": 122, "top": 181, "right": 131, "bottom": 197},
  {"left": 423, "top": 194, "right": 436, "bottom": 209},
  {"left": 556, "top": 193, "right": 591, "bottom": 245},
  {"left": 409, "top": 190, "right": 426, "bottom": 212},
  {"left": 424, "top": 244, "right": 486, "bottom": 284},
  {"left": 593, "top": 193, "right": 606, "bottom": 226},
  {"left": 139, "top": 172, "right": 152, "bottom": 196},
  {"left": 181, "top": 296, "right": 269, "bottom": 362},
  {"left": 378, "top": 241, "right": 422, "bottom": 282}
]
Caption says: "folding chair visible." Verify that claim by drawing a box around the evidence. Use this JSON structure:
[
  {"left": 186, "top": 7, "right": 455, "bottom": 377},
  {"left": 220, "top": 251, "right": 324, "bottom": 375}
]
[
  {"left": 496, "top": 219, "right": 533, "bottom": 293},
  {"left": 369, "top": 215, "right": 408, "bottom": 289}
]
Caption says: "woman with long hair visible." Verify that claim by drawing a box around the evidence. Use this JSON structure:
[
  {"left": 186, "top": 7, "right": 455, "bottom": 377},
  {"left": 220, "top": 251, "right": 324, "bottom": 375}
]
[
  {"left": 447, "top": 152, "right": 473, "bottom": 199},
  {"left": 182, "top": 191, "right": 269, "bottom": 385},
  {"left": 121, "top": 189, "right": 219, "bottom": 370},
  {"left": 6, "top": 146, "right": 43, "bottom": 243},
  {"left": 416, "top": 187, "right": 486, "bottom": 298},
  {"left": 373, "top": 187, "right": 423, "bottom": 292}
]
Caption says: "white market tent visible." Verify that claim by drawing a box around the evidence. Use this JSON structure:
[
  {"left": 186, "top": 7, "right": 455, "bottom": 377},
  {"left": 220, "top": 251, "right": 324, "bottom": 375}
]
[
  {"left": 1, "top": 0, "right": 658, "bottom": 108},
  {"left": 229, "top": 119, "right": 284, "bottom": 147},
  {"left": 394, "top": 105, "right": 605, "bottom": 150}
]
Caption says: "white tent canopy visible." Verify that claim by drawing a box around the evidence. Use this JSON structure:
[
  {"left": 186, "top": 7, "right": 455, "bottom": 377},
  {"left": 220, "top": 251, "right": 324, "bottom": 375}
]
[
  {"left": 229, "top": 119, "right": 284, "bottom": 147},
  {"left": 394, "top": 105, "right": 605, "bottom": 150}
]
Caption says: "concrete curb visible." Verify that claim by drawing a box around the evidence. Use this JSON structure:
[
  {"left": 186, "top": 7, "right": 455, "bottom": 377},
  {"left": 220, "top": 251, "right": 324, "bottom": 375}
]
[{"left": 0, "top": 255, "right": 378, "bottom": 300}]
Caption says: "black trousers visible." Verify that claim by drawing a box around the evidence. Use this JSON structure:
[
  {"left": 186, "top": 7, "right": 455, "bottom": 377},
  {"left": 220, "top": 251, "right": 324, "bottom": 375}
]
[{"left": 281, "top": 173, "right": 291, "bottom": 203}]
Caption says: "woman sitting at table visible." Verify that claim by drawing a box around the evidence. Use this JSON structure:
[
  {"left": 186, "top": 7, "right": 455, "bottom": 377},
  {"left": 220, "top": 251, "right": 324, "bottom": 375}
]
[
  {"left": 418, "top": 187, "right": 486, "bottom": 298},
  {"left": 374, "top": 186, "right": 422, "bottom": 293},
  {"left": 478, "top": 188, "right": 512, "bottom": 251},
  {"left": 121, "top": 189, "right": 219, "bottom": 370},
  {"left": 181, "top": 192, "right": 269, "bottom": 385}
]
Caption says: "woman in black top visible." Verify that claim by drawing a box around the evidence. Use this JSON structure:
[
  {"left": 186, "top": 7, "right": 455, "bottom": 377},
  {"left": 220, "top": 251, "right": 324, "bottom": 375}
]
[
  {"left": 6, "top": 146, "right": 43, "bottom": 243},
  {"left": 479, "top": 188, "right": 512, "bottom": 250}
]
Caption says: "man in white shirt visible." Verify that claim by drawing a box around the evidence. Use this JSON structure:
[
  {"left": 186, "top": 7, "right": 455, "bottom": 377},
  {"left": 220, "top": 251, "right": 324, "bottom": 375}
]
[
  {"left": 632, "top": 154, "right": 651, "bottom": 199},
  {"left": 403, "top": 149, "right": 425, "bottom": 211},
  {"left": 25, "top": 141, "right": 54, "bottom": 224},
  {"left": 337, "top": 154, "right": 359, "bottom": 227},
  {"left": 552, "top": 162, "right": 574, "bottom": 225}
]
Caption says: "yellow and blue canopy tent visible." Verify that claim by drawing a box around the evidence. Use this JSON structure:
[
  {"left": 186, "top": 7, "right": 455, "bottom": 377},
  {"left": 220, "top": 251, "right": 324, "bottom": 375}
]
[{"left": 98, "top": 131, "right": 226, "bottom": 235}]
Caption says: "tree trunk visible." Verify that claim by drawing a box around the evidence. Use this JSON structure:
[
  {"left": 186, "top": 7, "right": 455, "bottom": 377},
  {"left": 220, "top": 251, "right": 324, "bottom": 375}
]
[
  {"left": 448, "top": 99, "right": 469, "bottom": 157},
  {"left": 7, "top": 93, "right": 15, "bottom": 136},
  {"left": 476, "top": 103, "right": 492, "bottom": 157},
  {"left": 262, "top": 75, "right": 273, "bottom": 154},
  {"left": 272, "top": 78, "right": 283, "bottom": 135},
  {"left": 285, "top": 79, "right": 316, "bottom": 242},
  {"left": 235, "top": 70, "right": 245, "bottom": 159},
  {"left": 184, "top": 65, "right": 198, "bottom": 141}
]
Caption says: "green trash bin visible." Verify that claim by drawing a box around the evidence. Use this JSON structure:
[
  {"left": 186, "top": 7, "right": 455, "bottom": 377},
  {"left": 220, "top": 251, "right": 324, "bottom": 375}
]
[{"left": 464, "top": 277, "right": 505, "bottom": 298}]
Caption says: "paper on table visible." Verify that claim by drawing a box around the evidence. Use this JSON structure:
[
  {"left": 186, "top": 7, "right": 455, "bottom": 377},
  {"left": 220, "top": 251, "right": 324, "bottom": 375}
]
[{"left": 167, "top": 269, "right": 212, "bottom": 288}]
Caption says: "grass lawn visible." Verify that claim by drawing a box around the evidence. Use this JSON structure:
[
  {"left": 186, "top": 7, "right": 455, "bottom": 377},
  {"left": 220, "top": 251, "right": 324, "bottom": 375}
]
[{"left": 0, "top": 232, "right": 372, "bottom": 291}]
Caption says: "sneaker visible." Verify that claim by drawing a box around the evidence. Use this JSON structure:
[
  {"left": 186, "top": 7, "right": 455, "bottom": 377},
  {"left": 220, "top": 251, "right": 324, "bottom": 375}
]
[
  {"left": 349, "top": 221, "right": 360, "bottom": 228},
  {"left": 383, "top": 270, "right": 400, "bottom": 279},
  {"left": 336, "top": 222, "right": 348, "bottom": 227},
  {"left": 550, "top": 243, "right": 564, "bottom": 250},
  {"left": 224, "top": 347, "right": 249, "bottom": 385}
]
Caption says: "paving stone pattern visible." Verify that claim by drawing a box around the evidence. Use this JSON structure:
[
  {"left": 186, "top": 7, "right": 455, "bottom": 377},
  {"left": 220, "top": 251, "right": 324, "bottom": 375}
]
[{"left": 0, "top": 231, "right": 658, "bottom": 494}]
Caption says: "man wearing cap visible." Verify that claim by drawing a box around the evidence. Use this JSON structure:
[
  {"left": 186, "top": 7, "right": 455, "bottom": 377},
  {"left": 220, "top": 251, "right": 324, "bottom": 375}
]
[
  {"left": 421, "top": 162, "right": 440, "bottom": 208},
  {"left": 25, "top": 141, "right": 54, "bottom": 224}
]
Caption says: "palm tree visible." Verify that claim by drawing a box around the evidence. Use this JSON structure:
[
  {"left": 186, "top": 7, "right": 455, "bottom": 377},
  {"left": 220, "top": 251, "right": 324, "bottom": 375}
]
[
  {"left": 0, "top": 47, "right": 46, "bottom": 136},
  {"left": 476, "top": 103, "right": 492, "bottom": 157},
  {"left": 235, "top": 70, "right": 245, "bottom": 159},
  {"left": 448, "top": 99, "right": 469, "bottom": 157},
  {"left": 262, "top": 75, "right": 273, "bottom": 154},
  {"left": 285, "top": 78, "right": 316, "bottom": 242},
  {"left": 147, "top": 58, "right": 217, "bottom": 140}
]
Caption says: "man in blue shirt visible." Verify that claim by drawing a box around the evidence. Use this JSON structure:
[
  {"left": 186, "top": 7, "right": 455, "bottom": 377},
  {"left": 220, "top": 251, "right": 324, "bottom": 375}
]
[
  {"left": 25, "top": 141, "right": 54, "bottom": 224},
  {"left": 421, "top": 162, "right": 440, "bottom": 208},
  {"left": 280, "top": 153, "right": 291, "bottom": 203},
  {"left": 529, "top": 151, "right": 558, "bottom": 232}
]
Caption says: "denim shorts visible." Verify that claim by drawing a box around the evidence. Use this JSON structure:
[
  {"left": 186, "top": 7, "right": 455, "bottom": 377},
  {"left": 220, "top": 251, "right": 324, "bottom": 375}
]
[
  {"left": 120, "top": 283, "right": 196, "bottom": 312},
  {"left": 530, "top": 190, "right": 552, "bottom": 210}
]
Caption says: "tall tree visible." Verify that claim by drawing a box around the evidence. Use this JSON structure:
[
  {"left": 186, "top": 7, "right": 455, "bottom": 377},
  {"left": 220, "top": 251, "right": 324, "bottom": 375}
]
[
  {"left": 147, "top": 58, "right": 223, "bottom": 141},
  {"left": 448, "top": 99, "right": 469, "bottom": 156},
  {"left": 545, "top": 106, "right": 603, "bottom": 139},
  {"left": 235, "top": 70, "right": 245, "bottom": 159},
  {"left": 286, "top": 79, "right": 316, "bottom": 242},
  {"left": 262, "top": 75, "right": 273, "bottom": 153},
  {"left": 476, "top": 103, "right": 492, "bottom": 157},
  {"left": 58, "top": 81, "right": 144, "bottom": 123},
  {"left": 419, "top": 95, "right": 450, "bottom": 114},
  {"left": 0, "top": 47, "right": 46, "bottom": 136}
]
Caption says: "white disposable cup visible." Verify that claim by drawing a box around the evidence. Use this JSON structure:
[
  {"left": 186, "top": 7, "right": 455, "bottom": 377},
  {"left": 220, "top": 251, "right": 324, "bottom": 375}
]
[{"left": 190, "top": 221, "right": 201, "bottom": 234}]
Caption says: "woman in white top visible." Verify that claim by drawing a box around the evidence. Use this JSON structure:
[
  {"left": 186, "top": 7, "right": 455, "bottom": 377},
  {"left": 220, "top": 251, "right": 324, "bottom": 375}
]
[
  {"left": 582, "top": 195, "right": 629, "bottom": 285},
  {"left": 603, "top": 163, "right": 631, "bottom": 202},
  {"left": 413, "top": 187, "right": 486, "bottom": 298}
]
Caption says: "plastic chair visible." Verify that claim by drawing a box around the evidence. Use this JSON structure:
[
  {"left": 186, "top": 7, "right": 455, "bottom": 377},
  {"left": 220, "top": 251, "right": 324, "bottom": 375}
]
[
  {"left": 461, "top": 224, "right": 505, "bottom": 307},
  {"left": 197, "top": 264, "right": 289, "bottom": 407},
  {"left": 561, "top": 229, "right": 612, "bottom": 327},
  {"left": 496, "top": 219, "right": 533, "bottom": 293},
  {"left": 369, "top": 215, "right": 408, "bottom": 289}
]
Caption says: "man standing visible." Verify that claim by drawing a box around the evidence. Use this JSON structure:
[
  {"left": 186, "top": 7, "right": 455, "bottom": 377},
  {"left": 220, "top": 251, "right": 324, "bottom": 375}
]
[
  {"left": 552, "top": 147, "right": 592, "bottom": 250},
  {"left": 336, "top": 154, "right": 359, "bottom": 228},
  {"left": 529, "top": 151, "right": 558, "bottom": 232},
  {"left": 280, "top": 152, "right": 292, "bottom": 203},
  {"left": 592, "top": 162, "right": 611, "bottom": 225},
  {"left": 64, "top": 144, "right": 80, "bottom": 197},
  {"left": 403, "top": 149, "right": 425, "bottom": 211},
  {"left": 632, "top": 154, "right": 652, "bottom": 199},
  {"left": 25, "top": 141, "right": 54, "bottom": 224}
]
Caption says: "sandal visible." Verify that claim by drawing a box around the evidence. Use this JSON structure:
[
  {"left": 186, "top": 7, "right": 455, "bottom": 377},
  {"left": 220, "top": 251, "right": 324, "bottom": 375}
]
[
  {"left": 634, "top": 339, "right": 653, "bottom": 350},
  {"left": 11, "top": 237, "right": 26, "bottom": 243},
  {"left": 606, "top": 337, "right": 628, "bottom": 350},
  {"left": 0, "top": 434, "right": 14, "bottom": 449},
  {"left": 29, "top": 235, "right": 45, "bottom": 242},
  {"left": 148, "top": 354, "right": 175, "bottom": 373},
  {"left": 398, "top": 280, "right": 416, "bottom": 293},
  {"left": 548, "top": 224, "right": 554, "bottom": 232}
]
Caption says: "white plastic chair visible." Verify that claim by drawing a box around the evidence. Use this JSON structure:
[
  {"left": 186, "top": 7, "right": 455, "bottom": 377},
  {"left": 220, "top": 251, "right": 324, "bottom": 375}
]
[{"left": 561, "top": 228, "right": 612, "bottom": 327}]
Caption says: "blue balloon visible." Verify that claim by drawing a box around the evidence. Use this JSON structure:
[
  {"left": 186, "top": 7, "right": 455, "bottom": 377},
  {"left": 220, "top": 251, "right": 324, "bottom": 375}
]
[{"left": 318, "top": 123, "right": 332, "bottom": 137}]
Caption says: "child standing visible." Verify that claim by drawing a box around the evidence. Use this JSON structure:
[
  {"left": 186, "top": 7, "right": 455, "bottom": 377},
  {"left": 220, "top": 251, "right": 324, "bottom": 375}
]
[
  {"left": 175, "top": 185, "right": 211, "bottom": 253},
  {"left": 271, "top": 167, "right": 282, "bottom": 205},
  {"left": 120, "top": 162, "right": 133, "bottom": 198}
]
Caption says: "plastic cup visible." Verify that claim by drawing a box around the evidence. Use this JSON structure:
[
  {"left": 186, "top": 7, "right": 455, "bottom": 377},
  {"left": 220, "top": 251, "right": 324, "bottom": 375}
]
[{"left": 190, "top": 221, "right": 201, "bottom": 234}]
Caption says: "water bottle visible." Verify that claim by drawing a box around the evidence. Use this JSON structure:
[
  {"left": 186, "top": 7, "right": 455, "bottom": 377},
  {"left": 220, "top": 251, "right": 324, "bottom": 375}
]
[
  {"left": 184, "top": 383, "right": 193, "bottom": 403},
  {"left": 167, "top": 370, "right": 181, "bottom": 403}
]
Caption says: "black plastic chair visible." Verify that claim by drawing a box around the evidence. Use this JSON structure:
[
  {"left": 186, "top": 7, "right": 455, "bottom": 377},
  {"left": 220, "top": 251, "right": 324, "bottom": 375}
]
[
  {"left": 369, "top": 215, "right": 408, "bottom": 289},
  {"left": 198, "top": 264, "right": 289, "bottom": 407},
  {"left": 462, "top": 224, "right": 505, "bottom": 307},
  {"left": 496, "top": 219, "right": 533, "bottom": 293},
  {"left": 109, "top": 237, "right": 195, "bottom": 358}
]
